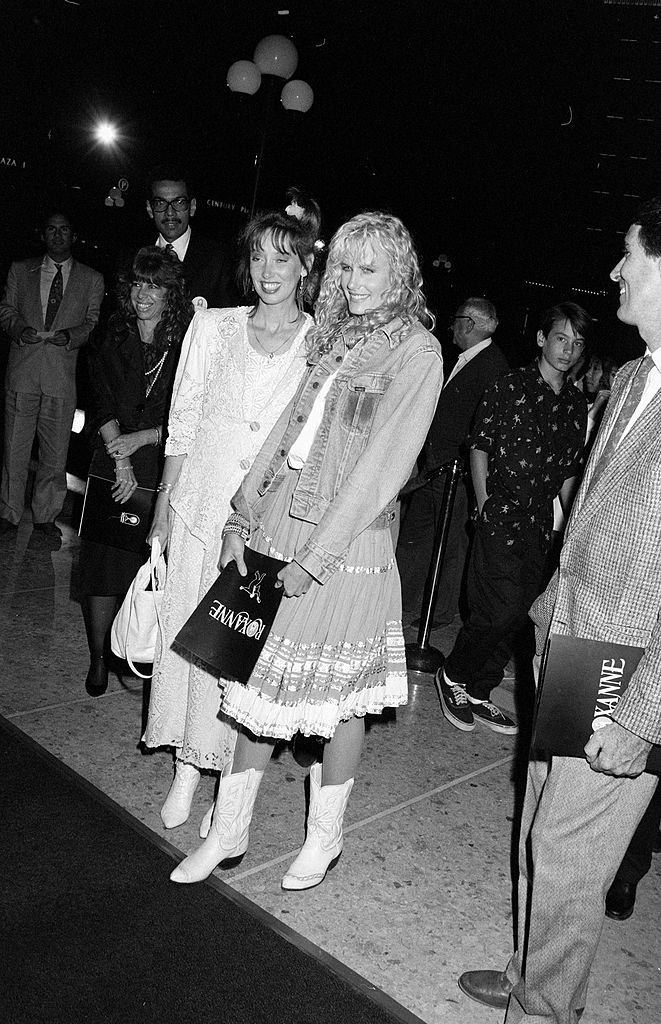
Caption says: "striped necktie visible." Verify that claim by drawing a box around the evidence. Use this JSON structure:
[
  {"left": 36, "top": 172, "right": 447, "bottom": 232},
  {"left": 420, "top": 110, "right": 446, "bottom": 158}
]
[
  {"left": 165, "top": 243, "right": 178, "bottom": 260},
  {"left": 44, "top": 264, "right": 63, "bottom": 330}
]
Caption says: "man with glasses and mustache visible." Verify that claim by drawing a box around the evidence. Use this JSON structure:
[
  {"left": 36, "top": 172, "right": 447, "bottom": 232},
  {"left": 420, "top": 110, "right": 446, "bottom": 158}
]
[
  {"left": 146, "top": 164, "right": 238, "bottom": 310},
  {"left": 437, "top": 302, "right": 589, "bottom": 736}
]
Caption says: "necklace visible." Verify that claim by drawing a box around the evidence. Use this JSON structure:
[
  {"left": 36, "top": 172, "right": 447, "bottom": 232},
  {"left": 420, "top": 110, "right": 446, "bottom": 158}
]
[
  {"left": 250, "top": 315, "right": 302, "bottom": 360},
  {"left": 144, "top": 350, "right": 168, "bottom": 398}
]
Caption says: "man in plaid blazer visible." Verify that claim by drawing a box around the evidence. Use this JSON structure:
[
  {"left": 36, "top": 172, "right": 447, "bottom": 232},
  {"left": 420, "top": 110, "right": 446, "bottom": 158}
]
[{"left": 458, "top": 198, "right": 661, "bottom": 1021}]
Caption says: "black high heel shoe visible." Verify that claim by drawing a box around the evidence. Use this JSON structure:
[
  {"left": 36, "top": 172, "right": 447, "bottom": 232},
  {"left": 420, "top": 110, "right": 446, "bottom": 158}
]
[{"left": 85, "top": 657, "right": 109, "bottom": 697}]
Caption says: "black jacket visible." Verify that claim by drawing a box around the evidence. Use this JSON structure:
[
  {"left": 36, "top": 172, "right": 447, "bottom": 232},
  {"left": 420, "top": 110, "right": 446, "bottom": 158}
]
[
  {"left": 182, "top": 231, "right": 239, "bottom": 309},
  {"left": 86, "top": 316, "right": 181, "bottom": 487},
  {"left": 424, "top": 341, "right": 509, "bottom": 470}
]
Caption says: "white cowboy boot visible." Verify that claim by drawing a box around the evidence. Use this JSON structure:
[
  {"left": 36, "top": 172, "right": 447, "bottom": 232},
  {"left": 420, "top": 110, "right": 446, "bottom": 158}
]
[
  {"left": 160, "top": 761, "right": 200, "bottom": 829},
  {"left": 198, "top": 800, "right": 214, "bottom": 839},
  {"left": 170, "top": 768, "right": 263, "bottom": 884},
  {"left": 281, "top": 762, "right": 354, "bottom": 891}
]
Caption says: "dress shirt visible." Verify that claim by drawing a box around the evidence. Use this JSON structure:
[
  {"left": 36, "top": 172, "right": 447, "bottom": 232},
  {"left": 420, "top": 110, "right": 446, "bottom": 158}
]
[
  {"left": 156, "top": 227, "right": 191, "bottom": 261},
  {"left": 444, "top": 337, "right": 492, "bottom": 387},
  {"left": 40, "top": 255, "right": 73, "bottom": 320}
]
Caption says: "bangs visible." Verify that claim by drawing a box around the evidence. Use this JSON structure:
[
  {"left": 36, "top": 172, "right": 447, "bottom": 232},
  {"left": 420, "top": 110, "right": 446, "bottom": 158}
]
[
  {"left": 252, "top": 226, "right": 296, "bottom": 256},
  {"left": 132, "top": 274, "right": 159, "bottom": 287},
  {"left": 334, "top": 229, "right": 385, "bottom": 268},
  {"left": 132, "top": 255, "right": 169, "bottom": 286}
]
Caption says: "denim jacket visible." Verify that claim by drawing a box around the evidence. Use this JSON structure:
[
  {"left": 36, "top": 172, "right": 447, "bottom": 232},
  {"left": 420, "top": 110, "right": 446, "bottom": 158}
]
[{"left": 232, "top": 316, "right": 443, "bottom": 583}]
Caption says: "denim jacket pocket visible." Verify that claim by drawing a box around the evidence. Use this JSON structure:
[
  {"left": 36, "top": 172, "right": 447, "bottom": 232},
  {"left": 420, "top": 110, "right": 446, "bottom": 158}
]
[{"left": 339, "top": 372, "right": 393, "bottom": 436}]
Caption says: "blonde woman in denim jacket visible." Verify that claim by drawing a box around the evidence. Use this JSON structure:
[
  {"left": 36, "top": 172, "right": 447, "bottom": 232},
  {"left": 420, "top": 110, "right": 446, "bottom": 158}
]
[{"left": 171, "top": 212, "right": 444, "bottom": 889}]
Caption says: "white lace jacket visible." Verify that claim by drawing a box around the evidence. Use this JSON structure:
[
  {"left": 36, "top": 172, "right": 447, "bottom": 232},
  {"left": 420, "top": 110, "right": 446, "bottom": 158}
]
[{"left": 166, "top": 306, "right": 311, "bottom": 545}]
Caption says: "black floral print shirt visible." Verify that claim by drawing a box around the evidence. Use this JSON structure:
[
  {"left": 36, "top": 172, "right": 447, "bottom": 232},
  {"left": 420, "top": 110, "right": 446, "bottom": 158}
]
[{"left": 469, "top": 360, "right": 587, "bottom": 543}]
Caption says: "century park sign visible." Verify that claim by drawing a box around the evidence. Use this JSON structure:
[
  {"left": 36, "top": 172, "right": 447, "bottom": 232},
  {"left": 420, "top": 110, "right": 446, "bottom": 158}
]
[{"left": 206, "top": 198, "right": 250, "bottom": 215}]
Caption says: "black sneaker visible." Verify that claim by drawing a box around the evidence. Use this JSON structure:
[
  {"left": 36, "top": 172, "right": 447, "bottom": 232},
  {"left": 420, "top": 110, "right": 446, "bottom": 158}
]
[
  {"left": 470, "top": 699, "right": 518, "bottom": 735},
  {"left": 435, "top": 669, "right": 475, "bottom": 731}
]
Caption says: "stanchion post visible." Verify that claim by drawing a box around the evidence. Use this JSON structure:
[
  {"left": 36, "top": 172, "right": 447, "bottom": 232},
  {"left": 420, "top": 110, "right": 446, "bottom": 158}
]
[{"left": 405, "top": 458, "right": 462, "bottom": 675}]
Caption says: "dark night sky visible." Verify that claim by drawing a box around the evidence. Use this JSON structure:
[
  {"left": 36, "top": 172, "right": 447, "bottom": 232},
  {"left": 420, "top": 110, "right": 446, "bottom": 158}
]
[{"left": 0, "top": 0, "right": 656, "bottom": 355}]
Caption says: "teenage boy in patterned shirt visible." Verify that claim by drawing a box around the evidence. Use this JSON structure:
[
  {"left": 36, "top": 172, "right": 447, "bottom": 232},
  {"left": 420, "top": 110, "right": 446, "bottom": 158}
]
[{"left": 436, "top": 302, "right": 589, "bottom": 734}]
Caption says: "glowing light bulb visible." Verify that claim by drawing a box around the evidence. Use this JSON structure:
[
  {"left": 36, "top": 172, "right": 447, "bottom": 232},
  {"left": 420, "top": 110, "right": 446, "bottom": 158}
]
[{"left": 95, "top": 122, "right": 118, "bottom": 145}]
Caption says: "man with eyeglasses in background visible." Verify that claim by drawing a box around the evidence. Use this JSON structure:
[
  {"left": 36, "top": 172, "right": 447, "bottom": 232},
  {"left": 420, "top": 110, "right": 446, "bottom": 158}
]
[
  {"left": 436, "top": 302, "right": 589, "bottom": 736},
  {"left": 403, "top": 298, "right": 509, "bottom": 626},
  {"left": 0, "top": 210, "right": 104, "bottom": 542},
  {"left": 146, "top": 164, "right": 238, "bottom": 310}
]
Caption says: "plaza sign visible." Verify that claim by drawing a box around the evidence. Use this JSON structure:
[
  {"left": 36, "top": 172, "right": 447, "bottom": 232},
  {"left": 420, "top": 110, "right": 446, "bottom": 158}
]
[{"left": 0, "top": 156, "right": 27, "bottom": 169}]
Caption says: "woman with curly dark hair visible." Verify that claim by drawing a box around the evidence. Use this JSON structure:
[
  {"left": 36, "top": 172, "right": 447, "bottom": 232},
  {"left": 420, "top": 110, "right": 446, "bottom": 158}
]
[{"left": 79, "top": 246, "right": 191, "bottom": 696}]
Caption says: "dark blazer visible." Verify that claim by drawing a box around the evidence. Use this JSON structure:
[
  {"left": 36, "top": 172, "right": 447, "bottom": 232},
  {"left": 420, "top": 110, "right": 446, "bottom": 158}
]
[
  {"left": 424, "top": 340, "right": 509, "bottom": 469},
  {"left": 87, "top": 315, "right": 181, "bottom": 488},
  {"left": 0, "top": 256, "right": 104, "bottom": 401},
  {"left": 182, "top": 232, "right": 239, "bottom": 310}
]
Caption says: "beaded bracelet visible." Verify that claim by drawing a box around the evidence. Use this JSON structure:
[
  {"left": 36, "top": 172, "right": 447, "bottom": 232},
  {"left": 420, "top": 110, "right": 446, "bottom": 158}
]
[
  {"left": 222, "top": 523, "right": 250, "bottom": 542},
  {"left": 222, "top": 512, "right": 250, "bottom": 542},
  {"left": 156, "top": 482, "right": 173, "bottom": 494}
]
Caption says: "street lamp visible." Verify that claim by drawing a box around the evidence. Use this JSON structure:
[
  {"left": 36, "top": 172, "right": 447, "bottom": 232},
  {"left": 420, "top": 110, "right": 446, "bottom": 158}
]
[
  {"left": 94, "top": 121, "right": 119, "bottom": 146},
  {"left": 227, "top": 35, "right": 314, "bottom": 215}
]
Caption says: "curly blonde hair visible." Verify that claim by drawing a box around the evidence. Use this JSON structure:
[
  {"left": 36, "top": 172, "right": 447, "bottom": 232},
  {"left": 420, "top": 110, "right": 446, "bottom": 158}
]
[{"left": 307, "top": 212, "right": 433, "bottom": 358}]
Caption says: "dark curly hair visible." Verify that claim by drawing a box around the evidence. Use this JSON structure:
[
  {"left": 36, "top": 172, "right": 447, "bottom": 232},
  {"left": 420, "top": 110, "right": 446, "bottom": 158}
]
[{"left": 116, "top": 246, "right": 192, "bottom": 353}]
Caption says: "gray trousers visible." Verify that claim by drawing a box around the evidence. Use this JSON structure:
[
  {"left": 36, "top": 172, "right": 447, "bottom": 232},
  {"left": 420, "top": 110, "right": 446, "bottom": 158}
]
[
  {"left": 504, "top": 755, "right": 658, "bottom": 1024},
  {"left": 1, "top": 389, "right": 75, "bottom": 525}
]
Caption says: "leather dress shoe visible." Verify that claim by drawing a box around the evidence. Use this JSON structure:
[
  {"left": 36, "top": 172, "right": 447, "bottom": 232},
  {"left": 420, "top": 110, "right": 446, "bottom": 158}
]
[
  {"left": 458, "top": 969, "right": 513, "bottom": 1009},
  {"left": 605, "top": 878, "right": 637, "bottom": 920},
  {"left": 0, "top": 518, "right": 18, "bottom": 537},
  {"left": 85, "top": 658, "right": 109, "bottom": 697}
]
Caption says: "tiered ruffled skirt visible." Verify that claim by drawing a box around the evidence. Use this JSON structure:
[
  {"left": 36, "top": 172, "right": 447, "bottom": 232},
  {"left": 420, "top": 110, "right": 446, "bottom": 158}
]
[{"left": 218, "top": 466, "right": 408, "bottom": 740}]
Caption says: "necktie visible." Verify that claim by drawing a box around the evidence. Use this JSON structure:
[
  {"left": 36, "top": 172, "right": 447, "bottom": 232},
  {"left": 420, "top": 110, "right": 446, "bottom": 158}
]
[
  {"left": 599, "top": 354, "right": 654, "bottom": 460},
  {"left": 44, "top": 264, "right": 63, "bottom": 330},
  {"left": 165, "top": 243, "right": 178, "bottom": 260}
]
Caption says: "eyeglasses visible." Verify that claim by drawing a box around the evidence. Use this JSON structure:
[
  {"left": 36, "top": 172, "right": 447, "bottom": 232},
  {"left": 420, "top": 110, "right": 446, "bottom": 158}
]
[
  {"left": 150, "top": 196, "right": 191, "bottom": 213},
  {"left": 450, "top": 314, "right": 474, "bottom": 328}
]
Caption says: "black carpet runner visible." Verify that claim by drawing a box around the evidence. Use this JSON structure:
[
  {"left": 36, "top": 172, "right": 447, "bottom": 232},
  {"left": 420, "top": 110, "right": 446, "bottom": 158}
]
[{"left": 1, "top": 716, "right": 421, "bottom": 1024}]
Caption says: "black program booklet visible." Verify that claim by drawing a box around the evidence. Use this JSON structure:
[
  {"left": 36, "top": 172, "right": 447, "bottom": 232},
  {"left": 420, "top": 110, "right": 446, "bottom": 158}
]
[
  {"left": 174, "top": 546, "right": 287, "bottom": 684},
  {"left": 78, "top": 474, "right": 156, "bottom": 553},
  {"left": 533, "top": 633, "right": 661, "bottom": 772}
]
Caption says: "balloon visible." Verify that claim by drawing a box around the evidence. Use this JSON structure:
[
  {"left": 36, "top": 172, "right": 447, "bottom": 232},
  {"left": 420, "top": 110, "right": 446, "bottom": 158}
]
[
  {"left": 226, "top": 60, "right": 261, "bottom": 95},
  {"left": 253, "top": 35, "right": 298, "bottom": 79},
  {"left": 281, "top": 80, "right": 314, "bottom": 113}
]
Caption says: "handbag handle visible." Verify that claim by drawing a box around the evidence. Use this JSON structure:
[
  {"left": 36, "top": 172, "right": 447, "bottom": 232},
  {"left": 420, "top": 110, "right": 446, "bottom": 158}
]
[{"left": 125, "top": 538, "right": 165, "bottom": 679}]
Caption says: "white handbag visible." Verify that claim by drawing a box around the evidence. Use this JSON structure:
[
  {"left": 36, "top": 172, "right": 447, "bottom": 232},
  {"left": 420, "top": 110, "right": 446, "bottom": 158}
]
[{"left": 110, "top": 538, "right": 166, "bottom": 679}]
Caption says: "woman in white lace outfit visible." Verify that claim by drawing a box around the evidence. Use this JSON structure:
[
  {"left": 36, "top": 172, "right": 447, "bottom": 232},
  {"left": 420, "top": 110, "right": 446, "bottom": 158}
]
[
  {"left": 170, "top": 212, "right": 444, "bottom": 891},
  {"left": 142, "top": 211, "right": 315, "bottom": 830}
]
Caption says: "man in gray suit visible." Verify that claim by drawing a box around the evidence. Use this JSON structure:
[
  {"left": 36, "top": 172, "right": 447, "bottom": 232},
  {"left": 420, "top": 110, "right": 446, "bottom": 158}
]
[
  {"left": 458, "top": 198, "right": 661, "bottom": 1021},
  {"left": 0, "top": 211, "right": 104, "bottom": 539}
]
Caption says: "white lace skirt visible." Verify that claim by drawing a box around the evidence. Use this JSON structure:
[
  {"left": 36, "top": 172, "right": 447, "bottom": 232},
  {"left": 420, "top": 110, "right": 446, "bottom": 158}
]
[
  {"left": 218, "top": 466, "right": 408, "bottom": 740},
  {"left": 141, "top": 511, "right": 238, "bottom": 772}
]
